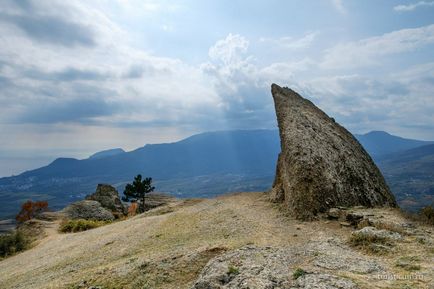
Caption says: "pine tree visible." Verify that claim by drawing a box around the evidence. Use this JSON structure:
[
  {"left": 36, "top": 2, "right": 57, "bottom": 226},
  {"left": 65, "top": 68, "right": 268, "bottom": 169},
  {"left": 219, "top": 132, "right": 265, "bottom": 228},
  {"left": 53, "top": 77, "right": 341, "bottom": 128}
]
[{"left": 122, "top": 175, "right": 155, "bottom": 213}]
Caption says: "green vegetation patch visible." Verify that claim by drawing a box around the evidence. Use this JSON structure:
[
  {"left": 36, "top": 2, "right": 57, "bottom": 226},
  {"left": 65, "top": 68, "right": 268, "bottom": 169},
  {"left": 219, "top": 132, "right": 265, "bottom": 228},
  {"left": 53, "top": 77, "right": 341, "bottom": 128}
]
[
  {"left": 0, "top": 230, "right": 28, "bottom": 258},
  {"left": 419, "top": 205, "right": 434, "bottom": 226},
  {"left": 292, "top": 268, "right": 307, "bottom": 280},
  {"left": 227, "top": 265, "right": 240, "bottom": 275},
  {"left": 59, "top": 219, "right": 111, "bottom": 233}
]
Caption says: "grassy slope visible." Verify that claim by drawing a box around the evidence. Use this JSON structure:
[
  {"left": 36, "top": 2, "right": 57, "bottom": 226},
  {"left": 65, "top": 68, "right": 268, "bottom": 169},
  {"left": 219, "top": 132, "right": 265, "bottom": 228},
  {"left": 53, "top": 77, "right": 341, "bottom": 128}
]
[{"left": 0, "top": 193, "right": 432, "bottom": 289}]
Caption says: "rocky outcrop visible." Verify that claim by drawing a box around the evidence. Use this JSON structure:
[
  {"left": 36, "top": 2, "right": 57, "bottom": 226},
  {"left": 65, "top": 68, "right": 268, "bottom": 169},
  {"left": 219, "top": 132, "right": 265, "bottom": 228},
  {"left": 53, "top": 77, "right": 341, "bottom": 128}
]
[
  {"left": 191, "top": 242, "right": 379, "bottom": 289},
  {"left": 62, "top": 200, "right": 114, "bottom": 221},
  {"left": 270, "top": 84, "right": 397, "bottom": 220},
  {"left": 86, "top": 184, "right": 126, "bottom": 215}
]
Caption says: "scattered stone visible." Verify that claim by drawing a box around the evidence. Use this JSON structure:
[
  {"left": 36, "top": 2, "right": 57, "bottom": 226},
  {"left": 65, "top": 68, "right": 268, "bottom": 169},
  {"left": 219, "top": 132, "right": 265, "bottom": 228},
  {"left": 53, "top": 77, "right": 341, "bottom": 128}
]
[
  {"left": 62, "top": 200, "right": 115, "bottom": 221},
  {"left": 86, "top": 184, "right": 126, "bottom": 215},
  {"left": 346, "top": 212, "right": 365, "bottom": 225},
  {"left": 416, "top": 236, "right": 433, "bottom": 245},
  {"left": 340, "top": 222, "right": 352, "bottom": 227},
  {"left": 269, "top": 84, "right": 396, "bottom": 220},
  {"left": 327, "top": 208, "right": 342, "bottom": 220}
]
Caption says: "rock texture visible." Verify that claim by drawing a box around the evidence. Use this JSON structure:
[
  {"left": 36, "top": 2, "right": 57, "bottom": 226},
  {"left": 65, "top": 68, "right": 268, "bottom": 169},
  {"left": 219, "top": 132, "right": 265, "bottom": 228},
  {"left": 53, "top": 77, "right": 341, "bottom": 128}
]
[
  {"left": 86, "top": 184, "right": 126, "bottom": 215},
  {"left": 191, "top": 243, "right": 375, "bottom": 289},
  {"left": 270, "top": 84, "right": 397, "bottom": 219},
  {"left": 62, "top": 200, "right": 114, "bottom": 221}
]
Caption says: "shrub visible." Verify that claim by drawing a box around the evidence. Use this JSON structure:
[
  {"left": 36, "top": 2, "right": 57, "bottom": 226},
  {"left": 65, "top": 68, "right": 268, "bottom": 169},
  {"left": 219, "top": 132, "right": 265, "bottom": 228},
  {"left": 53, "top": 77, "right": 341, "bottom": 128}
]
[
  {"left": 227, "top": 265, "right": 240, "bottom": 275},
  {"left": 292, "top": 268, "right": 306, "bottom": 280},
  {"left": 0, "top": 231, "right": 27, "bottom": 258},
  {"left": 59, "top": 219, "right": 111, "bottom": 233},
  {"left": 16, "top": 200, "right": 48, "bottom": 223},
  {"left": 128, "top": 202, "right": 138, "bottom": 217},
  {"left": 419, "top": 205, "right": 434, "bottom": 225}
]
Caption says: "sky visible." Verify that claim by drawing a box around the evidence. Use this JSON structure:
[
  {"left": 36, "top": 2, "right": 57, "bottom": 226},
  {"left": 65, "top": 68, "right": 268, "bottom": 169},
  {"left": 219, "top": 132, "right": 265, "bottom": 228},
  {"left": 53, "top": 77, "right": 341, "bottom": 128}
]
[{"left": 0, "top": 0, "right": 434, "bottom": 176}]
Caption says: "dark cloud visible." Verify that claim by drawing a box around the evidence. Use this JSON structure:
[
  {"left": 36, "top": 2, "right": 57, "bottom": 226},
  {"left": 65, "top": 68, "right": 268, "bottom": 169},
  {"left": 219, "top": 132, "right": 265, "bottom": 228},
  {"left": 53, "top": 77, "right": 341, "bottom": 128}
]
[
  {"left": 124, "top": 64, "right": 155, "bottom": 79},
  {"left": 25, "top": 67, "right": 108, "bottom": 82},
  {"left": 0, "top": 13, "right": 96, "bottom": 47},
  {"left": 5, "top": 84, "right": 120, "bottom": 124},
  {"left": 123, "top": 63, "right": 172, "bottom": 79},
  {"left": 21, "top": 97, "right": 115, "bottom": 124}
]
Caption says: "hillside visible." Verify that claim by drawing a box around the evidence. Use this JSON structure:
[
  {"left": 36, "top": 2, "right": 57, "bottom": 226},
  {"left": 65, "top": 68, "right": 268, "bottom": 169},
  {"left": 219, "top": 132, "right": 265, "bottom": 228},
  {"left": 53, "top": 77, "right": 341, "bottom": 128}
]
[
  {"left": 0, "top": 130, "right": 280, "bottom": 219},
  {"left": 0, "top": 129, "right": 433, "bottom": 220},
  {"left": 354, "top": 131, "right": 433, "bottom": 158},
  {"left": 0, "top": 193, "right": 432, "bottom": 288},
  {"left": 378, "top": 144, "right": 434, "bottom": 211}
]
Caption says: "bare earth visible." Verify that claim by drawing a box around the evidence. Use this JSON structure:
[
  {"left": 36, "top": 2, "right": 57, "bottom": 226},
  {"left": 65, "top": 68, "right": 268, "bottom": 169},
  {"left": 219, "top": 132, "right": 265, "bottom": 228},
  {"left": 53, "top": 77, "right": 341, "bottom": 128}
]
[{"left": 0, "top": 192, "right": 433, "bottom": 289}]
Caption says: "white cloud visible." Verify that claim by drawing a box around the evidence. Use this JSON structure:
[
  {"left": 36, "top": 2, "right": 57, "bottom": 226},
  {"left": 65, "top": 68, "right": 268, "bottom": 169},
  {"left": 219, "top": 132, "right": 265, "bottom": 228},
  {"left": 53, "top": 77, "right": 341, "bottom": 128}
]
[
  {"left": 322, "top": 24, "right": 434, "bottom": 69},
  {"left": 1, "top": 0, "right": 434, "bottom": 176},
  {"left": 394, "top": 1, "right": 434, "bottom": 12},
  {"left": 259, "top": 32, "right": 318, "bottom": 50},
  {"left": 208, "top": 33, "right": 250, "bottom": 66},
  {"left": 331, "top": 0, "right": 347, "bottom": 14}
]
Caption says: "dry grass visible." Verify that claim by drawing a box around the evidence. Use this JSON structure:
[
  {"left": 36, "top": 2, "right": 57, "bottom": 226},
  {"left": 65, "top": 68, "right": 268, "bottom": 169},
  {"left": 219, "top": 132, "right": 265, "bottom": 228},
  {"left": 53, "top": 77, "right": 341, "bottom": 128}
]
[
  {"left": 0, "top": 193, "right": 433, "bottom": 289},
  {"left": 348, "top": 232, "right": 393, "bottom": 254},
  {"left": 59, "top": 219, "right": 112, "bottom": 233}
]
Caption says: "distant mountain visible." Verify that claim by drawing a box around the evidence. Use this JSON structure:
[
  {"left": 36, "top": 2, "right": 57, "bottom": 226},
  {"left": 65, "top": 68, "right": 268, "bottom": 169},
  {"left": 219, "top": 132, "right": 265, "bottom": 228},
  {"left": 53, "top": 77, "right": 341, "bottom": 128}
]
[
  {"left": 354, "top": 131, "right": 433, "bottom": 158},
  {"left": 0, "top": 129, "right": 433, "bottom": 219},
  {"left": 0, "top": 130, "right": 280, "bottom": 219},
  {"left": 377, "top": 144, "right": 434, "bottom": 211},
  {"left": 88, "top": 148, "right": 125, "bottom": 159}
]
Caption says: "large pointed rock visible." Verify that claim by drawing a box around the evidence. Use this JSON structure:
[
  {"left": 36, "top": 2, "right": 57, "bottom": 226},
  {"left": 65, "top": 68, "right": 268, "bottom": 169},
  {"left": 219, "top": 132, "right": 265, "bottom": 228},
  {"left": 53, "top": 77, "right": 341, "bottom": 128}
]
[{"left": 270, "top": 84, "right": 397, "bottom": 220}]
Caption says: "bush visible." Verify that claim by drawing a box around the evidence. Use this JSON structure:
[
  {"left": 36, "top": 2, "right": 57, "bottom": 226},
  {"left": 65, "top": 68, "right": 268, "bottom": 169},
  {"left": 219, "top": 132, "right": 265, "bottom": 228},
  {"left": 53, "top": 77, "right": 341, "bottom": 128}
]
[
  {"left": 59, "top": 219, "right": 111, "bottom": 233},
  {"left": 292, "top": 268, "right": 307, "bottom": 280},
  {"left": 16, "top": 200, "right": 48, "bottom": 223},
  {"left": 227, "top": 265, "right": 240, "bottom": 275},
  {"left": 0, "top": 231, "right": 27, "bottom": 258},
  {"left": 419, "top": 205, "right": 434, "bottom": 225},
  {"left": 128, "top": 202, "right": 138, "bottom": 217}
]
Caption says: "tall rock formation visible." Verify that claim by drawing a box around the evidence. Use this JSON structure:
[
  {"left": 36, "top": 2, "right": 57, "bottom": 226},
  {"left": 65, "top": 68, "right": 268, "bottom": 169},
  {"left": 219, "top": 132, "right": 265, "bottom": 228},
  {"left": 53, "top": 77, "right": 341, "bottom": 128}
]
[{"left": 270, "top": 84, "right": 397, "bottom": 220}]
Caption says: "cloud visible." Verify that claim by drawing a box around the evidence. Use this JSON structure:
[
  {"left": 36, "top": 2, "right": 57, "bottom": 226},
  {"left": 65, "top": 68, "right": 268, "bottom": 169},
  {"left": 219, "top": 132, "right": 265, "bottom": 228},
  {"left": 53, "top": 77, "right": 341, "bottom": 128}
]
[
  {"left": 208, "top": 33, "right": 249, "bottom": 66},
  {"left": 0, "top": 14, "right": 96, "bottom": 47},
  {"left": 394, "top": 1, "right": 434, "bottom": 12},
  {"left": 259, "top": 32, "right": 318, "bottom": 50},
  {"left": 331, "top": 0, "right": 347, "bottom": 14},
  {"left": 1, "top": 0, "right": 434, "bottom": 177},
  {"left": 24, "top": 67, "right": 109, "bottom": 82},
  {"left": 0, "top": 0, "right": 222, "bottom": 130},
  {"left": 20, "top": 97, "right": 117, "bottom": 124},
  {"left": 322, "top": 24, "right": 434, "bottom": 69}
]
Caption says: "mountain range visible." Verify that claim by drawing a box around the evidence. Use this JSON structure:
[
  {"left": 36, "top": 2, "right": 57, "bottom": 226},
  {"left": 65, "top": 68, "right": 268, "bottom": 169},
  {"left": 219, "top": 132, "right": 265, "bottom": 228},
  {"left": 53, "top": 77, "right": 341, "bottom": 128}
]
[{"left": 0, "top": 129, "right": 433, "bottom": 219}]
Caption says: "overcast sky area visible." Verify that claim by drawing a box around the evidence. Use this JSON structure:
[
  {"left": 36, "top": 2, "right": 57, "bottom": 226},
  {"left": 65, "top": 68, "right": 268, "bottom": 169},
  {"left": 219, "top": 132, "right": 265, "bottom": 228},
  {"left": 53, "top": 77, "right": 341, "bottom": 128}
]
[{"left": 0, "top": 0, "right": 434, "bottom": 176}]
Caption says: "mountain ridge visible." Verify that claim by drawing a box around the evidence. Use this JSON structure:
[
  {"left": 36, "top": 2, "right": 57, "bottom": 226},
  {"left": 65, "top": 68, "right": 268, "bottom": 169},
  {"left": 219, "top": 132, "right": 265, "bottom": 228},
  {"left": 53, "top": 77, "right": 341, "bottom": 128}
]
[{"left": 0, "top": 129, "right": 432, "bottom": 219}]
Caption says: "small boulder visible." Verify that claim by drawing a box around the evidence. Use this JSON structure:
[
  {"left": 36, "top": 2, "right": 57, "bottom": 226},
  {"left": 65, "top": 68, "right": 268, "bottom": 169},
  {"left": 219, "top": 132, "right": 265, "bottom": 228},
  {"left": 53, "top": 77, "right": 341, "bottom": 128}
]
[
  {"left": 86, "top": 184, "right": 126, "bottom": 215},
  {"left": 62, "top": 200, "right": 114, "bottom": 221},
  {"left": 327, "top": 208, "right": 342, "bottom": 220},
  {"left": 352, "top": 226, "right": 402, "bottom": 242}
]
